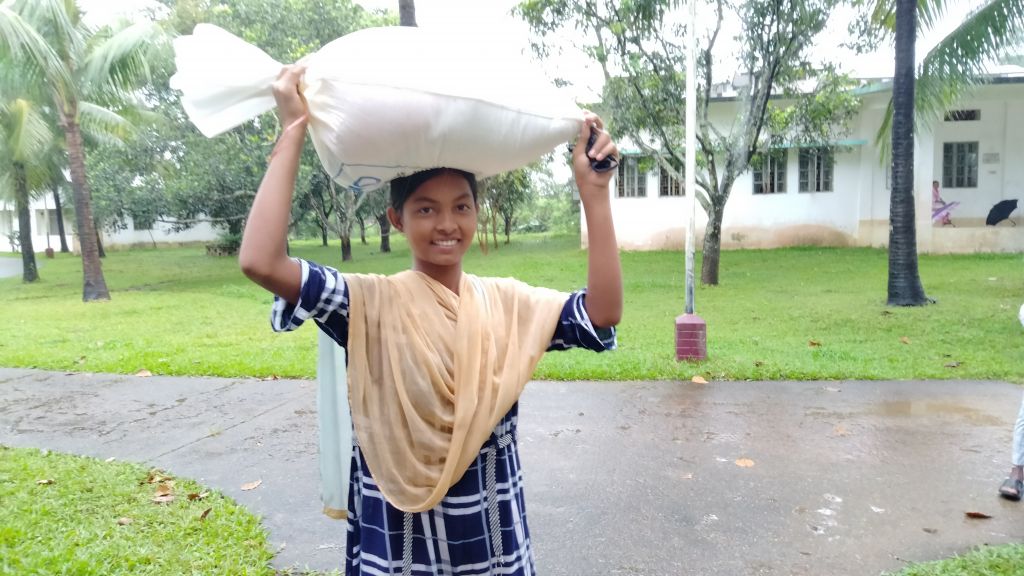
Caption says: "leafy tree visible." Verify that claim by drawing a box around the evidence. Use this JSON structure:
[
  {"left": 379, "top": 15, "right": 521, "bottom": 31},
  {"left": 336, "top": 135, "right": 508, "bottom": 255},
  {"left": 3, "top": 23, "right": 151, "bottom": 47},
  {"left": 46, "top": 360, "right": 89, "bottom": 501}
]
[
  {"left": 480, "top": 167, "right": 534, "bottom": 244},
  {"left": 519, "top": 0, "right": 860, "bottom": 285}
]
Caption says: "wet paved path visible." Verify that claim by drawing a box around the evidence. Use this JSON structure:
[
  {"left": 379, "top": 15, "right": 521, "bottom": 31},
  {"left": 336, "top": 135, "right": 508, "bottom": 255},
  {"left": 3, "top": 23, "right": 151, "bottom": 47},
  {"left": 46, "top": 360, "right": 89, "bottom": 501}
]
[{"left": 2, "top": 369, "right": 1022, "bottom": 574}]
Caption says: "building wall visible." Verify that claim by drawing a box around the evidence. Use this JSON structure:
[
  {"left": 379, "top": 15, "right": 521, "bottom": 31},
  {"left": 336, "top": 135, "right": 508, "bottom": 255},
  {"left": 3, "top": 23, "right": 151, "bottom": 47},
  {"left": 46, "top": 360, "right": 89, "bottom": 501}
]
[
  {"left": 591, "top": 84, "right": 1024, "bottom": 253},
  {"left": 0, "top": 197, "right": 220, "bottom": 253}
]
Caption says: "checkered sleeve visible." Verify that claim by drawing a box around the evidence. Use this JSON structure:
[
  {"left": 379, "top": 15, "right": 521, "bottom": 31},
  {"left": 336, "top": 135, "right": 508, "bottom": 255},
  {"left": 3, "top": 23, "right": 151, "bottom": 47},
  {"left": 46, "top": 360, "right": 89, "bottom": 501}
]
[
  {"left": 270, "top": 258, "right": 349, "bottom": 348},
  {"left": 547, "top": 290, "right": 617, "bottom": 352}
]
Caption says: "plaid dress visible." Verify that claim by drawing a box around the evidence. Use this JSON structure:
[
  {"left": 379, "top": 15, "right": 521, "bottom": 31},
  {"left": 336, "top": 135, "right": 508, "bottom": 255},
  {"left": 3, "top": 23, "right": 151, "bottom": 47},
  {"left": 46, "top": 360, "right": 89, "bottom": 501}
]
[{"left": 272, "top": 259, "right": 616, "bottom": 575}]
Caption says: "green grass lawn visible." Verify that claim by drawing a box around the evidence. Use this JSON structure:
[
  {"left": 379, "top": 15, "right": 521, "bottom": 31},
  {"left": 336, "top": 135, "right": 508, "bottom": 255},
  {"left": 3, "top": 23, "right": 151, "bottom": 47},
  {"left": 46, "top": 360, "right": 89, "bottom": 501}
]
[
  {"left": 1, "top": 235, "right": 1021, "bottom": 382},
  {"left": 0, "top": 446, "right": 274, "bottom": 575},
  {"left": 887, "top": 544, "right": 1024, "bottom": 575}
]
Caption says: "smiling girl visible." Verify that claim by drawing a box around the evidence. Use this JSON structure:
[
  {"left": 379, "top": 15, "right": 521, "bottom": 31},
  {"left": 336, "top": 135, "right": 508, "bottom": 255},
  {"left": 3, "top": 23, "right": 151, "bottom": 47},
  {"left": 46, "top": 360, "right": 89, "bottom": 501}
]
[{"left": 239, "top": 64, "right": 622, "bottom": 575}]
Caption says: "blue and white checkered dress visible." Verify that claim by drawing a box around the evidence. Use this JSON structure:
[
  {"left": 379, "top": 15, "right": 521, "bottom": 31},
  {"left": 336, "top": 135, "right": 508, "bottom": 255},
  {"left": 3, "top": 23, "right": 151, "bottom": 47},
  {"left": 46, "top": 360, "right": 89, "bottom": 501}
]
[{"left": 272, "top": 259, "right": 616, "bottom": 575}]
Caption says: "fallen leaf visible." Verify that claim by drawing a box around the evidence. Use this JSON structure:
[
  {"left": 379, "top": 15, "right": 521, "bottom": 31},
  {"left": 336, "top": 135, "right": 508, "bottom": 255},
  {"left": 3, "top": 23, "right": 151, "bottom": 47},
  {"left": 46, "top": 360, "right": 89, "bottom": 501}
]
[
  {"left": 36, "top": 479, "right": 54, "bottom": 485},
  {"left": 923, "top": 527, "right": 938, "bottom": 534},
  {"left": 146, "top": 470, "right": 172, "bottom": 484},
  {"left": 808, "top": 340, "right": 822, "bottom": 348},
  {"left": 199, "top": 507, "right": 212, "bottom": 521},
  {"left": 944, "top": 361, "right": 961, "bottom": 369},
  {"left": 154, "top": 482, "right": 174, "bottom": 497},
  {"left": 832, "top": 425, "right": 850, "bottom": 437},
  {"left": 899, "top": 336, "right": 911, "bottom": 345},
  {"left": 880, "top": 310, "right": 893, "bottom": 316},
  {"left": 135, "top": 369, "right": 153, "bottom": 377},
  {"left": 823, "top": 386, "right": 841, "bottom": 393},
  {"left": 735, "top": 458, "right": 756, "bottom": 468},
  {"left": 692, "top": 375, "right": 708, "bottom": 385},
  {"left": 965, "top": 511, "right": 992, "bottom": 519},
  {"left": 152, "top": 494, "right": 175, "bottom": 504},
  {"left": 241, "top": 480, "right": 263, "bottom": 491},
  {"left": 262, "top": 374, "right": 280, "bottom": 381},
  {"left": 681, "top": 473, "right": 694, "bottom": 480},
  {"left": 117, "top": 517, "right": 133, "bottom": 526},
  {"left": 105, "top": 457, "right": 116, "bottom": 463},
  {"left": 187, "top": 491, "right": 209, "bottom": 501},
  {"left": 753, "top": 360, "right": 764, "bottom": 367}
]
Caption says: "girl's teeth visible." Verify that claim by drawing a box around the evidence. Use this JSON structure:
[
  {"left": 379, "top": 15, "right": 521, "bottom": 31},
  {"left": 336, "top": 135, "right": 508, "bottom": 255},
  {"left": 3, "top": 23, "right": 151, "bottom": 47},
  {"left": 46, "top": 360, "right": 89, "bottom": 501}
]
[{"left": 435, "top": 240, "right": 457, "bottom": 246}]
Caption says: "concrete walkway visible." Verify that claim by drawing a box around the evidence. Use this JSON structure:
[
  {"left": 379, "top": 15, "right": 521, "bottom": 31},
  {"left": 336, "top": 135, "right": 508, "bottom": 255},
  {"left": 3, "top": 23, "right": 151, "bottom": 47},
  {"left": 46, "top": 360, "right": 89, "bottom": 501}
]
[
  {"left": 2, "top": 368, "right": 1022, "bottom": 575},
  {"left": 0, "top": 256, "right": 22, "bottom": 279}
]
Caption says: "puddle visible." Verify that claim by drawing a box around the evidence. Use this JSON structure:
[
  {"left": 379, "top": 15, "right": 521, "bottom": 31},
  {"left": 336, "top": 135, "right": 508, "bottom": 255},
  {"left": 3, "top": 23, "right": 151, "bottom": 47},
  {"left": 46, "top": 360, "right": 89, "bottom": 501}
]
[{"left": 867, "top": 400, "right": 1003, "bottom": 426}]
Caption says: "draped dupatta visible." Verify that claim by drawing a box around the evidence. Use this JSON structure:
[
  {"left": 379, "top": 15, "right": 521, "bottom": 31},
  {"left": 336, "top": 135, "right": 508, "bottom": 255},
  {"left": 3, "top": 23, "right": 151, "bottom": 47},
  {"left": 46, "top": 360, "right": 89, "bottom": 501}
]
[{"left": 345, "top": 270, "right": 566, "bottom": 512}]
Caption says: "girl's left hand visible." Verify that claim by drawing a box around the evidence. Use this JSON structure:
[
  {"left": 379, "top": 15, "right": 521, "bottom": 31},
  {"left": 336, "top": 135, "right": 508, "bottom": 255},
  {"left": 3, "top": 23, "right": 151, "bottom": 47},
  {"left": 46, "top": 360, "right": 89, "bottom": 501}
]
[{"left": 572, "top": 111, "right": 618, "bottom": 202}]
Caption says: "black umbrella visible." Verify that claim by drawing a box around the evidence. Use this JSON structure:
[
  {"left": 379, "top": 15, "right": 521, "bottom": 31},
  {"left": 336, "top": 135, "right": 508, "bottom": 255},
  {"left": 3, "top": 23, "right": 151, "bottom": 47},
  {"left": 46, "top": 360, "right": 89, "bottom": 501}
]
[{"left": 986, "top": 199, "right": 1018, "bottom": 226}]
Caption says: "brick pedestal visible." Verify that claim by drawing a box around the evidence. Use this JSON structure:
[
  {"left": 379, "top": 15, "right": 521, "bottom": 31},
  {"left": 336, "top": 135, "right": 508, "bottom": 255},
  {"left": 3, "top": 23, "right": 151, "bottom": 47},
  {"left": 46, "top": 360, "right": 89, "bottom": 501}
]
[{"left": 675, "top": 313, "right": 707, "bottom": 361}]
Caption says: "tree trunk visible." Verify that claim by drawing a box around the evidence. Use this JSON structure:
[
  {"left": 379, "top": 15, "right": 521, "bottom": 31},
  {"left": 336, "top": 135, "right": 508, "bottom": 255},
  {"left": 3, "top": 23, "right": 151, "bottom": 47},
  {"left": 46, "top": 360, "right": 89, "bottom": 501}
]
[
  {"left": 341, "top": 235, "right": 352, "bottom": 261},
  {"left": 376, "top": 212, "right": 391, "bottom": 253},
  {"left": 504, "top": 214, "right": 512, "bottom": 244},
  {"left": 14, "top": 163, "right": 39, "bottom": 283},
  {"left": 95, "top": 225, "right": 105, "bottom": 258},
  {"left": 321, "top": 223, "right": 328, "bottom": 247},
  {"left": 60, "top": 103, "right": 110, "bottom": 301},
  {"left": 53, "top": 183, "right": 69, "bottom": 253},
  {"left": 358, "top": 216, "right": 367, "bottom": 244},
  {"left": 399, "top": 0, "right": 417, "bottom": 26},
  {"left": 887, "top": 0, "right": 928, "bottom": 306},
  {"left": 700, "top": 203, "right": 724, "bottom": 286}
]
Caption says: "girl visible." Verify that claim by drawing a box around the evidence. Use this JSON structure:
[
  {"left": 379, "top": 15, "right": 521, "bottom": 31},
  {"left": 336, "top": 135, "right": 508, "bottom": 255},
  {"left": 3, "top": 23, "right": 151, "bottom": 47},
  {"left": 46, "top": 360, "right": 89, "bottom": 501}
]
[{"left": 239, "top": 64, "right": 622, "bottom": 575}]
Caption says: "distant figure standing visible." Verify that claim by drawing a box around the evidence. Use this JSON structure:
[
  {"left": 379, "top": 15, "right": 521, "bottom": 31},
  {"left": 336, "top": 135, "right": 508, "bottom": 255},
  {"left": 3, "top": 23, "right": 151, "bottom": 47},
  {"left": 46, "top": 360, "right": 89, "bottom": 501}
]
[
  {"left": 932, "top": 180, "right": 956, "bottom": 226},
  {"left": 998, "top": 303, "right": 1024, "bottom": 500}
]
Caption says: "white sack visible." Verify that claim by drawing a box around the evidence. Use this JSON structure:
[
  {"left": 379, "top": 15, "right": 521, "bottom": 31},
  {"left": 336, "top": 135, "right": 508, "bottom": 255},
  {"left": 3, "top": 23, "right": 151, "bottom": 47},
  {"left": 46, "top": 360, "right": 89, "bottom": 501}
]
[{"left": 170, "top": 24, "right": 583, "bottom": 192}]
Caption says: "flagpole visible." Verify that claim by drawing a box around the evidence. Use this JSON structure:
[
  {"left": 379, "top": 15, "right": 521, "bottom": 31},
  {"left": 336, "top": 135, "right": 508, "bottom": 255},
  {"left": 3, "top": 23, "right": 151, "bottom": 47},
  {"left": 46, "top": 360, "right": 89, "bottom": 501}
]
[{"left": 676, "top": 0, "right": 707, "bottom": 362}]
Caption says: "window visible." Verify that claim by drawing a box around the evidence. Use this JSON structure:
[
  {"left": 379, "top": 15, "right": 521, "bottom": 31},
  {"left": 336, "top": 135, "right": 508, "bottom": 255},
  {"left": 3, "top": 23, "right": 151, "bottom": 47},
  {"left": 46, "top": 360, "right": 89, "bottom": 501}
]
[
  {"left": 799, "top": 148, "right": 833, "bottom": 193},
  {"left": 659, "top": 166, "right": 683, "bottom": 197},
  {"left": 36, "top": 209, "right": 60, "bottom": 234},
  {"left": 942, "top": 142, "right": 978, "bottom": 188},
  {"left": 616, "top": 156, "right": 647, "bottom": 198},
  {"left": 944, "top": 109, "right": 980, "bottom": 122},
  {"left": 752, "top": 150, "right": 788, "bottom": 194}
]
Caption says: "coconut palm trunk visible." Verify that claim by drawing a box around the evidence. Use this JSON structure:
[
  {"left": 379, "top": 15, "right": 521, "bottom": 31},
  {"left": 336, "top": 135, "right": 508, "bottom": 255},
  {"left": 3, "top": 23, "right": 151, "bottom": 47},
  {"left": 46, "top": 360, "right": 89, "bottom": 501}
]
[
  {"left": 14, "top": 162, "right": 38, "bottom": 282},
  {"left": 887, "top": 0, "right": 928, "bottom": 306},
  {"left": 60, "top": 103, "right": 109, "bottom": 300}
]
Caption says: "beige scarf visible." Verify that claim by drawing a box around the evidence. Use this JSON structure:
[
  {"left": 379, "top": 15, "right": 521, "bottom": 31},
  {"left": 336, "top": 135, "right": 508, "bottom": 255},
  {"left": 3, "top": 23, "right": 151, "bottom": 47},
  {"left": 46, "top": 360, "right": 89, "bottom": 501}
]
[{"left": 344, "top": 270, "right": 567, "bottom": 513}]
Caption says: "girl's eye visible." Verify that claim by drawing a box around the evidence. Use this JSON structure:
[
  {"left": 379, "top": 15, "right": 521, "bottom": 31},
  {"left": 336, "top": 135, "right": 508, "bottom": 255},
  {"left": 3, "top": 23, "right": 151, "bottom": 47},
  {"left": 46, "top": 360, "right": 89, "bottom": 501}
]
[
  {"left": 417, "top": 207, "right": 433, "bottom": 215},
  {"left": 457, "top": 204, "right": 471, "bottom": 212}
]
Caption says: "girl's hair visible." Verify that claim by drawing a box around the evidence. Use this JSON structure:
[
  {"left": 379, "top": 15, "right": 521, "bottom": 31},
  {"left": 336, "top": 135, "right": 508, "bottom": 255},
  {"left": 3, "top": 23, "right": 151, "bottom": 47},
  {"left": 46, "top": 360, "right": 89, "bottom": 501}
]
[{"left": 389, "top": 168, "right": 478, "bottom": 212}]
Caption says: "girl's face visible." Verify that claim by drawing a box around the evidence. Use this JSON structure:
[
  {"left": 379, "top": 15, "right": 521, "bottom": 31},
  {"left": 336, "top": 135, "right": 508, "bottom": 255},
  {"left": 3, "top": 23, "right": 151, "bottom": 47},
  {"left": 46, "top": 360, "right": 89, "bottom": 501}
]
[{"left": 388, "top": 171, "right": 478, "bottom": 274}]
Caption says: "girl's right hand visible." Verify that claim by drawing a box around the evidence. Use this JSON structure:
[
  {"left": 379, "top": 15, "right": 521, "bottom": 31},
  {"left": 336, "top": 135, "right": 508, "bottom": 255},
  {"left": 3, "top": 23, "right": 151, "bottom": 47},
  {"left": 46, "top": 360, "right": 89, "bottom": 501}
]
[{"left": 272, "top": 64, "right": 309, "bottom": 129}]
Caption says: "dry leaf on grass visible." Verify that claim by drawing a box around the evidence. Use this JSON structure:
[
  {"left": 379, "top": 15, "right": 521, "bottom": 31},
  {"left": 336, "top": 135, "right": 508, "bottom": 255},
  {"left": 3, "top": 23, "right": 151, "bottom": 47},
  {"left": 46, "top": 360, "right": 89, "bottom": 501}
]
[
  {"left": 899, "top": 336, "right": 911, "bottom": 345},
  {"left": 135, "top": 369, "right": 153, "bottom": 377},
  {"left": 152, "top": 494, "right": 175, "bottom": 504},
  {"left": 104, "top": 457, "right": 116, "bottom": 463},
  {"left": 187, "top": 492, "right": 209, "bottom": 501},
  {"left": 241, "top": 480, "right": 263, "bottom": 491},
  {"left": 199, "top": 507, "right": 212, "bottom": 521},
  {"left": 735, "top": 458, "right": 756, "bottom": 468},
  {"left": 944, "top": 361, "right": 961, "bottom": 368},
  {"left": 965, "top": 511, "right": 992, "bottom": 519},
  {"left": 35, "top": 479, "right": 54, "bottom": 485},
  {"left": 808, "top": 340, "right": 822, "bottom": 348},
  {"left": 117, "top": 517, "right": 133, "bottom": 526},
  {"left": 692, "top": 375, "right": 708, "bottom": 385},
  {"left": 154, "top": 482, "right": 174, "bottom": 497}
]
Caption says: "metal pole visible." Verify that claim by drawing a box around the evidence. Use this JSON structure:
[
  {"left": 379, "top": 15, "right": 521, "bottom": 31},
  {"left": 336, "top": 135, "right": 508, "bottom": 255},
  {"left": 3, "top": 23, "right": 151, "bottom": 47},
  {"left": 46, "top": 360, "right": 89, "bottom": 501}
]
[{"left": 684, "top": 0, "right": 697, "bottom": 315}]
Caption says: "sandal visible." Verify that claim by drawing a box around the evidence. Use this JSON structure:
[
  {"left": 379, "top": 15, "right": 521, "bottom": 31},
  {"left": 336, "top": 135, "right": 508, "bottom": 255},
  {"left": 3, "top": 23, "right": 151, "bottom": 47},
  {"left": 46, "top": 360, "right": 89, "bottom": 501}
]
[{"left": 999, "top": 477, "right": 1023, "bottom": 501}]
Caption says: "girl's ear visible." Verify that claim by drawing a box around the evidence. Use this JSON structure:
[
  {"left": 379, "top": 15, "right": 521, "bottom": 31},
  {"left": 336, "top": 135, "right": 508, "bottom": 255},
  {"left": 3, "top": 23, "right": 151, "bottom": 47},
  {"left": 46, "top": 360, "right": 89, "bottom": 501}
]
[{"left": 386, "top": 206, "right": 403, "bottom": 232}]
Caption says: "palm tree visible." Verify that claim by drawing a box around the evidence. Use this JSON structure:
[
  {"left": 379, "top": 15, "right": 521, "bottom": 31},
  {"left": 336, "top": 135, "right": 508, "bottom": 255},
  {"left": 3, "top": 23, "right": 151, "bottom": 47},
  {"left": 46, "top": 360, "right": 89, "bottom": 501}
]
[
  {"left": 874, "top": 0, "right": 1024, "bottom": 305},
  {"left": 399, "top": 0, "right": 417, "bottom": 26},
  {"left": 0, "top": 98, "right": 52, "bottom": 282},
  {"left": 887, "top": 0, "right": 928, "bottom": 306},
  {"left": 0, "top": 0, "right": 163, "bottom": 301}
]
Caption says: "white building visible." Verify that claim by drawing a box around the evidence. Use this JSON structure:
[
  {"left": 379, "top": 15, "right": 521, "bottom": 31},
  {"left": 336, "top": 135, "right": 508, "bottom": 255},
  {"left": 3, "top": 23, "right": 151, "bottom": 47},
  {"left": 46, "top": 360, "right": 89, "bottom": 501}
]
[
  {"left": 589, "top": 74, "right": 1024, "bottom": 254},
  {"left": 0, "top": 196, "right": 219, "bottom": 254}
]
